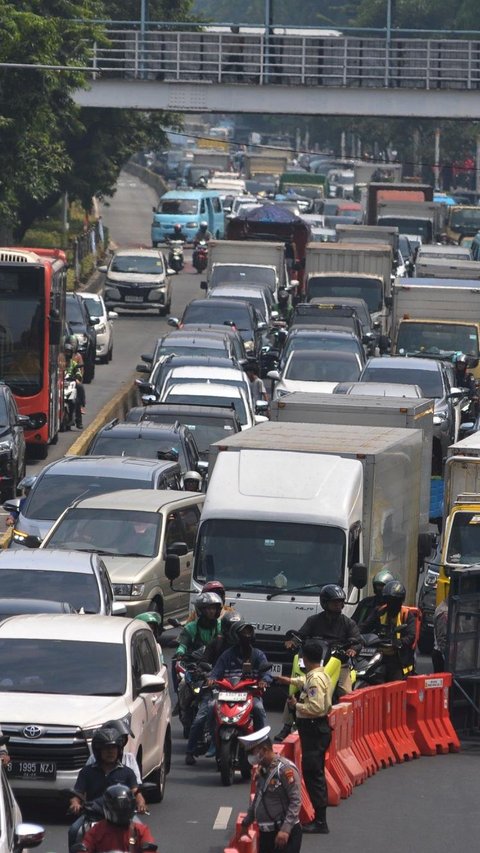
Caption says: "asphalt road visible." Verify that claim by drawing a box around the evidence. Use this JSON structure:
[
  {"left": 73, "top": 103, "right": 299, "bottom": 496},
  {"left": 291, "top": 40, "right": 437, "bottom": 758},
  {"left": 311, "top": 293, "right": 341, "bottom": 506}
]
[{"left": 8, "top": 172, "right": 478, "bottom": 853}]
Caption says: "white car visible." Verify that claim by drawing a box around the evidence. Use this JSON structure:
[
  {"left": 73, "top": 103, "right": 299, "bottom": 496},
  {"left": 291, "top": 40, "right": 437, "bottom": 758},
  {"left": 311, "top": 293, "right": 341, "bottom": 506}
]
[
  {"left": 99, "top": 248, "right": 173, "bottom": 315},
  {"left": 0, "top": 767, "right": 44, "bottom": 853},
  {"left": 269, "top": 348, "right": 363, "bottom": 399},
  {"left": 159, "top": 365, "right": 255, "bottom": 410},
  {"left": 0, "top": 614, "right": 171, "bottom": 800},
  {"left": 78, "top": 292, "right": 117, "bottom": 364},
  {"left": 160, "top": 381, "right": 266, "bottom": 430}
]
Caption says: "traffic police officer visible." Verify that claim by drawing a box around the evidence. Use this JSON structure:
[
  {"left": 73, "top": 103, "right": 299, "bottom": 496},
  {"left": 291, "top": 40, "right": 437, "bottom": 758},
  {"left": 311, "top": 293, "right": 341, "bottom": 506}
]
[
  {"left": 239, "top": 726, "right": 302, "bottom": 853},
  {"left": 276, "top": 639, "right": 333, "bottom": 834}
]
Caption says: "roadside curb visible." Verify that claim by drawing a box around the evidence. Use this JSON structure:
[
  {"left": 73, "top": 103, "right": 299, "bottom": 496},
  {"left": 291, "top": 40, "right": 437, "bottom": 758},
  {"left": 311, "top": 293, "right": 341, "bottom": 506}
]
[{"left": 66, "top": 372, "right": 139, "bottom": 456}]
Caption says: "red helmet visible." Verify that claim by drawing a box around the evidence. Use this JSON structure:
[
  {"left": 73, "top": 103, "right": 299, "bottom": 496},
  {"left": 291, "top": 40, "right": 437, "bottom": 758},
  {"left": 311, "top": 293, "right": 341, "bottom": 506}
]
[{"left": 202, "top": 580, "right": 226, "bottom": 604}]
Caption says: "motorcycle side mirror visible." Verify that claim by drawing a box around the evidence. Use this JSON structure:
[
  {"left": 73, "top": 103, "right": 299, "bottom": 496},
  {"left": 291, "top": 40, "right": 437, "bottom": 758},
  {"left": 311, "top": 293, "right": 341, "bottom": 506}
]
[{"left": 350, "top": 562, "right": 368, "bottom": 589}]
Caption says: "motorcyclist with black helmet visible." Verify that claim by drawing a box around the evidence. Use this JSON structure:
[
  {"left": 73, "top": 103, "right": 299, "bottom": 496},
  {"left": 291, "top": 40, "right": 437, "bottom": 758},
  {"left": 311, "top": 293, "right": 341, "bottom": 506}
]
[
  {"left": 274, "top": 585, "right": 362, "bottom": 741},
  {"left": 351, "top": 569, "right": 396, "bottom": 628},
  {"left": 274, "top": 289, "right": 294, "bottom": 324},
  {"left": 362, "top": 580, "right": 417, "bottom": 682},
  {"left": 453, "top": 352, "right": 479, "bottom": 419},
  {"left": 78, "top": 784, "right": 157, "bottom": 853},
  {"left": 65, "top": 333, "right": 85, "bottom": 429},
  {"left": 84, "top": 720, "right": 142, "bottom": 786},
  {"left": 68, "top": 727, "right": 144, "bottom": 851}
]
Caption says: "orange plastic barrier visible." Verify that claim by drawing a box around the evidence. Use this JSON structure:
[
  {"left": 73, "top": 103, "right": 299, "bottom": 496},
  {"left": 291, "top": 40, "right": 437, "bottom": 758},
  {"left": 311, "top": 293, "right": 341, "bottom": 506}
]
[
  {"left": 406, "top": 673, "right": 461, "bottom": 755},
  {"left": 331, "top": 701, "right": 367, "bottom": 786},
  {"left": 383, "top": 680, "right": 420, "bottom": 762},
  {"left": 339, "top": 690, "right": 378, "bottom": 776},
  {"left": 285, "top": 733, "right": 317, "bottom": 819},
  {"left": 325, "top": 705, "right": 353, "bottom": 799},
  {"left": 361, "top": 685, "right": 396, "bottom": 769},
  {"left": 225, "top": 814, "right": 259, "bottom": 853}
]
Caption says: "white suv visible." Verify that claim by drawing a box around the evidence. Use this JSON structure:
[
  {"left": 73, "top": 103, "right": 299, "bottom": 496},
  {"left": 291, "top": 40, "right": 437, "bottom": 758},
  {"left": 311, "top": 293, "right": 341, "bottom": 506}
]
[
  {"left": 100, "top": 249, "right": 173, "bottom": 316},
  {"left": 0, "top": 615, "right": 171, "bottom": 801},
  {"left": 78, "top": 292, "right": 117, "bottom": 364}
]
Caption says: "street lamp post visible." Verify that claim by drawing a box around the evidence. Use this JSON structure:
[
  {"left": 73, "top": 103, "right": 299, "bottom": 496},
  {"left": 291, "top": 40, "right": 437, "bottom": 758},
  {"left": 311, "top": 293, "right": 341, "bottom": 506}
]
[{"left": 140, "top": 0, "right": 148, "bottom": 79}]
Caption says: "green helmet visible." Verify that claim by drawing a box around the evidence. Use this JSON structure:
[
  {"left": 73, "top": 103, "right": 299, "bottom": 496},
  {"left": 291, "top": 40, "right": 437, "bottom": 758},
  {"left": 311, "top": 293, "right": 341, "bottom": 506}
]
[
  {"left": 372, "top": 569, "right": 395, "bottom": 594},
  {"left": 135, "top": 611, "right": 163, "bottom": 638}
]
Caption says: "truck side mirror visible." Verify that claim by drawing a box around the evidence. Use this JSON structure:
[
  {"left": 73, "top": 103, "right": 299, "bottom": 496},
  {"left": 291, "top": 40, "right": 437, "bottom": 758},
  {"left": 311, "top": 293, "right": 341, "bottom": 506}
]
[
  {"left": 384, "top": 295, "right": 393, "bottom": 310},
  {"left": 165, "top": 553, "right": 181, "bottom": 581},
  {"left": 350, "top": 562, "right": 368, "bottom": 589}
]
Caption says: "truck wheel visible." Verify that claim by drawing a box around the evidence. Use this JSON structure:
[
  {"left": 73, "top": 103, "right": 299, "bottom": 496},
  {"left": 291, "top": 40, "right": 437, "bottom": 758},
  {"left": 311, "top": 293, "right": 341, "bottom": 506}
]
[{"left": 219, "top": 740, "right": 235, "bottom": 786}]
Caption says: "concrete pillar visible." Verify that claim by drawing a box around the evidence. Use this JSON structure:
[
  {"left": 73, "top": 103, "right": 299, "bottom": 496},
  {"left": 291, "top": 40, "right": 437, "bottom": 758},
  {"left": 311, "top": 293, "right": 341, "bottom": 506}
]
[
  {"left": 434, "top": 127, "right": 441, "bottom": 190},
  {"left": 476, "top": 135, "right": 480, "bottom": 196}
]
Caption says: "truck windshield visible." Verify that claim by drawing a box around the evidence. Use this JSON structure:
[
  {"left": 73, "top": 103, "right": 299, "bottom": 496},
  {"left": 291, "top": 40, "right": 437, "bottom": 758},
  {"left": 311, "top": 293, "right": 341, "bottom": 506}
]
[
  {"left": 195, "top": 519, "right": 345, "bottom": 591},
  {"left": 449, "top": 208, "right": 480, "bottom": 235},
  {"left": 396, "top": 322, "right": 479, "bottom": 359},
  {"left": 446, "top": 512, "right": 480, "bottom": 565},
  {"left": 0, "top": 639, "right": 125, "bottom": 695},
  {"left": 379, "top": 217, "right": 432, "bottom": 241},
  {"left": 307, "top": 276, "right": 382, "bottom": 314},
  {"left": 210, "top": 266, "right": 276, "bottom": 289}
]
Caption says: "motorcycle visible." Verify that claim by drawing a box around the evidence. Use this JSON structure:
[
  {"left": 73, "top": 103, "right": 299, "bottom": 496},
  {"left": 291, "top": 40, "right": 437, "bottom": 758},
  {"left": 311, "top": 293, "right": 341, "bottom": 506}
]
[
  {"left": 192, "top": 240, "right": 208, "bottom": 273},
  {"left": 166, "top": 239, "right": 184, "bottom": 274},
  {"left": 353, "top": 625, "right": 411, "bottom": 689},
  {"left": 69, "top": 799, "right": 104, "bottom": 852},
  {"left": 62, "top": 375, "right": 77, "bottom": 431},
  {"left": 286, "top": 632, "right": 356, "bottom": 703},
  {"left": 212, "top": 661, "right": 271, "bottom": 786},
  {"left": 175, "top": 649, "right": 211, "bottom": 739}
]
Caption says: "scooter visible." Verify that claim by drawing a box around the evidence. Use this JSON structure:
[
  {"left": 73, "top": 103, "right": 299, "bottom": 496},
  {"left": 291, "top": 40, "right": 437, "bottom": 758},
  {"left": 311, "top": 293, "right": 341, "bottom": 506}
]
[
  {"left": 353, "top": 625, "right": 410, "bottom": 689},
  {"left": 287, "top": 633, "right": 356, "bottom": 702},
  {"left": 166, "top": 239, "right": 184, "bottom": 273},
  {"left": 192, "top": 240, "right": 208, "bottom": 273},
  {"left": 212, "top": 662, "right": 271, "bottom": 786},
  {"left": 62, "top": 376, "right": 77, "bottom": 431},
  {"left": 175, "top": 649, "right": 211, "bottom": 739}
]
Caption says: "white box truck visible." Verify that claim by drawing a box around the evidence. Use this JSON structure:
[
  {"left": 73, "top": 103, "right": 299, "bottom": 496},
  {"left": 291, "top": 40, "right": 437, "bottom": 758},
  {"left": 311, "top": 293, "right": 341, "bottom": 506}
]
[
  {"left": 391, "top": 278, "right": 480, "bottom": 379},
  {"left": 304, "top": 241, "right": 393, "bottom": 334},
  {"left": 187, "top": 422, "right": 424, "bottom": 672},
  {"left": 203, "top": 239, "right": 287, "bottom": 294},
  {"left": 269, "top": 392, "right": 434, "bottom": 531},
  {"left": 438, "top": 433, "right": 480, "bottom": 603}
]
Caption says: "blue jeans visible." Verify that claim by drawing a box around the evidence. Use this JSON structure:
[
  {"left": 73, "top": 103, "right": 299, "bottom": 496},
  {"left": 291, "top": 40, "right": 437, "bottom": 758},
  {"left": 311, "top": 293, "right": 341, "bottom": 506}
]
[
  {"left": 187, "top": 696, "right": 215, "bottom": 754},
  {"left": 252, "top": 696, "right": 267, "bottom": 730}
]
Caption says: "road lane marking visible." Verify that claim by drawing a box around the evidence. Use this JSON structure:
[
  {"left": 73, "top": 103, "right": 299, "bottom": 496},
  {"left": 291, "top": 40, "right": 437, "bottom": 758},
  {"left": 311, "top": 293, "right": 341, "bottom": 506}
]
[{"left": 213, "top": 806, "right": 232, "bottom": 830}]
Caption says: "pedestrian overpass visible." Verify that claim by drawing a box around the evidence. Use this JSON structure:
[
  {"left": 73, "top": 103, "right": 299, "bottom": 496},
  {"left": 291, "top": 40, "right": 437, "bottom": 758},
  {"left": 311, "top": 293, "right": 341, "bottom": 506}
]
[{"left": 74, "top": 26, "right": 480, "bottom": 118}]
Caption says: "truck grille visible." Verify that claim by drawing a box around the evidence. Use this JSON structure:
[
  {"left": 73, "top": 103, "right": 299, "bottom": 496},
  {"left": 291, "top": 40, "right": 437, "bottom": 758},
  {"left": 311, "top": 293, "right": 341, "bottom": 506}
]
[
  {"left": 2, "top": 723, "right": 90, "bottom": 771},
  {"left": 256, "top": 633, "right": 293, "bottom": 666}
]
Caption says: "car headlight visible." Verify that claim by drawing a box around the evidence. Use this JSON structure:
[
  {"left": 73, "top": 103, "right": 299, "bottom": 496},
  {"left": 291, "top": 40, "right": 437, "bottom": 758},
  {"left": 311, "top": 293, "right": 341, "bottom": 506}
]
[
  {"left": 113, "top": 583, "right": 145, "bottom": 597},
  {"left": 147, "top": 289, "right": 165, "bottom": 301},
  {"left": 95, "top": 322, "right": 106, "bottom": 334},
  {"left": 0, "top": 439, "right": 13, "bottom": 453},
  {"left": 186, "top": 222, "right": 198, "bottom": 228}
]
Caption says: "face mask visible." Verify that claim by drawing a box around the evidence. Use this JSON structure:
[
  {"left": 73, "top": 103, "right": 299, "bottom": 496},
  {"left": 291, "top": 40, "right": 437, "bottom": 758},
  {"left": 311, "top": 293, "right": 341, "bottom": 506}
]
[{"left": 248, "top": 751, "right": 261, "bottom": 766}]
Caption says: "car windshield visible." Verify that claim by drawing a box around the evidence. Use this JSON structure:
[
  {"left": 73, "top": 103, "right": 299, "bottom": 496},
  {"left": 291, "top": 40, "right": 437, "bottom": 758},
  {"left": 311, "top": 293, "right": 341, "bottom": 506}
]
[
  {"left": 396, "top": 323, "right": 479, "bottom": 358},
  {"left": 164, "top": 390, "right": 248, "bottom": 425},
  {"left": 90, "top": 435, "right": 187, "bottom": 470},
  {"left": 195, "top": 519, "right": 345, "bottom": 591},
  {"left": 81, "top": 298, "right": 103, "bottom": 318},
  {"left": 213, "top": 293, "right": 265, "bottom": 318},
  {"left": 25, "top": 474, "right": 153, "bottom": 521},
  {"left": 307, "top": 276, "right": 382, "bottom": 314},
  {"left": 66, "top": 298, "right": 84, "bottom": 324},
  {"left": 283, "top": 336, "right": 360, "bottom": 362},
  {"left": 361, "top": 366, "right": 443, "bottom": 398},
  {"left": 110, "top": 256, "right": 165, "bottom": 275},
  {"left": 285, "top": 353, "right": 360, "bottom": 382},
  {"left": 183, "top": 303, "right": 252, "bottom": 331},
  {"left": 181, "top": 417, "right": 237, "bottom": 454},
  {"left": 446, "top": 512, "right": 480, "bottom": 564},
  {"left": 0, "top": 639, "right": 126, "bottom": 695},
  {"left": 47, "top": 508, "right": 161, "bottom": 558},
  {"left": 210, "top": 266, "right": 276, "bottom": 289},
  {"left": 157, "top": 199, "right": 199, "bottom": 215},
  {"left": 0, "top": 569, "right": 100, "bottom": 613}
]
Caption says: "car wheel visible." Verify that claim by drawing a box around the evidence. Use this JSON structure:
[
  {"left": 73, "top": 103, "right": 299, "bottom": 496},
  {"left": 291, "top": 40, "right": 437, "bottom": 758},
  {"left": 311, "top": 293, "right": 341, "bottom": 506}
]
[
  {"left": 147, "top": 731, "right": 170, "bottom": 803},
  {"left": 108, "top": 343, "right": 113, "bottom": 362}
]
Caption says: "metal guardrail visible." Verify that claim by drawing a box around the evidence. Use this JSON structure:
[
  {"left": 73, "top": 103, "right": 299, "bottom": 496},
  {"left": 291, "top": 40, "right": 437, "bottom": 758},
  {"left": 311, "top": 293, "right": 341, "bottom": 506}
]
[{"left": 87, "top": 29, "right": 480, "bottom": 89}]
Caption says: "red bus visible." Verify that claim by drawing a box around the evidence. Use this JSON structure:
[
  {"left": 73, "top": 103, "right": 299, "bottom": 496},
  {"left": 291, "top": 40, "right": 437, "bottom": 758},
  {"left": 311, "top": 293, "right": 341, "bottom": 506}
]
[{"left": 0, "top": 247, "right": 67, "bottom": 459}]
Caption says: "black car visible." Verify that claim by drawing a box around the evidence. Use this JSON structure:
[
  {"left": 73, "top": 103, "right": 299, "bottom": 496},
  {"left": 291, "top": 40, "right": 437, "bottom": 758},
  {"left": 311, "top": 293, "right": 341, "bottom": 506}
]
[
  {"left": 0, "top": 382, "right": 29, "bottom": 499},
  {"left": 66, "top": 293, "right": 97, "bottom": 383},
  {"left": 136, "top": 354, "right": 244, "bottom": 404},
  {"left": 138, "top": 330, "right": 240, "bottom": 370},
  {"left": 291, "top": 303, "right": 364, "bottom": 343},
  {"left": 126, "top": 403, "right": 242, "bottom": 461},
  {"left": 170, "top": 298, "right": 266, "bottom": 366},
  {"left": 87, "top": 420, "right": 203, "bottom": 476}
]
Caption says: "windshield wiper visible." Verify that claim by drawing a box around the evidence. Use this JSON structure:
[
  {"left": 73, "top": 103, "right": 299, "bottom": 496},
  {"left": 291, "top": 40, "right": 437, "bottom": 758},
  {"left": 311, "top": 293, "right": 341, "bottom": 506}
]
[{"left": 267, "top": 583, "right": 324, "bottom": 600}]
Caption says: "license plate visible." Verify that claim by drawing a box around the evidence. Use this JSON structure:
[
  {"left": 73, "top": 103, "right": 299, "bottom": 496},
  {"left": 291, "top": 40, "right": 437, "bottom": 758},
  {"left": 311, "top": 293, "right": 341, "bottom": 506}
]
[
  {"left": 217, "top": 691, "right": 248, "bottom": 702},
  {"left": 270, "top": 664, "right": 283, "bottom": 675},
  {"left": 6, "top": 760, "right": 56, "bottom": 780},
  {"left": 124, "top": 295, "right": 144, "bottom": 303}
]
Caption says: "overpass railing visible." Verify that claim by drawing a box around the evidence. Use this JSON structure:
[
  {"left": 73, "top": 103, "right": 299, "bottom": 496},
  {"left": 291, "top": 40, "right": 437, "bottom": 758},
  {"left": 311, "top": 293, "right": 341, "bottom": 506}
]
[{"left": 88, "top": 29, "right": 480, "bottom": 89}]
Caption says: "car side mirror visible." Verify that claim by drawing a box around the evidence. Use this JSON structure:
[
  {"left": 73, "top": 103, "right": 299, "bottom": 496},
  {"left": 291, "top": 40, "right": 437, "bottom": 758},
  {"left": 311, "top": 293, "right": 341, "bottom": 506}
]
[
  {"left": 108, "top": 311, "right": 119, "bottom": 320},
  {"left": 152, "top": 206, "right": 157, "bottom": 213},
  {"left": 98, "top": 265, "right": 108, "bottom": 274},
  {"left": 3, "top": 497, "right": 21, "bottom": 513},
  {"left": 350, "top": 562, "right": 368, "bottom": 589},
  {"left": 196, "top": 460, "right": 209, "bottom": 476},
  {"left": 112, "top": 601, "right": 127, "bottom": 616},
  {"left": 22, "top": 535, "right": 42, "bottom": 549},
  {"left": 90, "top": 317, "right": 100, "bottom": 326},
  {"left": 200, "top": 281, "right": 208, "bottom": 291},
  {"left": 267, "top": 370, "right": 280, "bottom": 381},
  {"left": 168, "top": 317, "right": 180, "bottom": 328},
  {"left": 136, "top": 364, "right": 150, "bottom": 374},
  {"left": 25, "top": 413, "right": 47, "bottom": 430},
  {"left": 384, "top": 295, "right": 393, "bottom": 309},
  {"left": 257, "top": 321, "right": 267, "bottom": 331},
  {"left": 167, "top": 268, "right": 176, "bottom": 276},
  {"left": 167, "top": 541, "right": 188, "bottom": 557},
  {"left": 255, "top": 400, "right": 269, "bottom": 414},
  {"left": 135, "top": 380, "right": 154, "bottom": 393},
  {"left": 165, "top": 553, "right": 181, "bottom": 581},
  {"left": 141, "top": 353, "right": 153, "bottom": 364},
  {"left": 14, "top": 823, "right": 45, "bottom": 851},
  {"left": 139, "top": 674, "right": 165, "bottom": 693}
]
